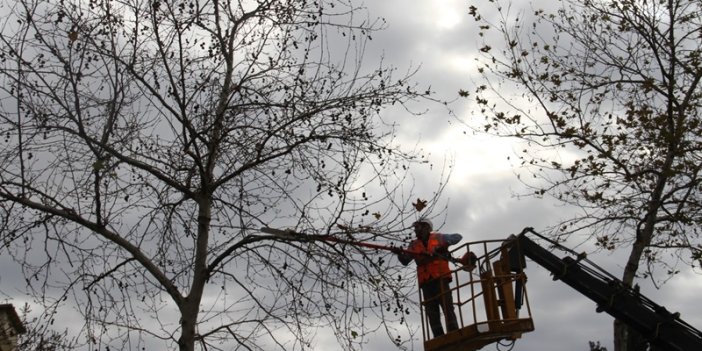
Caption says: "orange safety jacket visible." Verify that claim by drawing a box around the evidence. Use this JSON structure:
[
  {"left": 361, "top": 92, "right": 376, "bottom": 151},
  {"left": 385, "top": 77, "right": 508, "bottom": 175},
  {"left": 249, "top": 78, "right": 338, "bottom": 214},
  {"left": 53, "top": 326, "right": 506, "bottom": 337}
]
[{"left": 407, "top": 233, "right": 453, "bottom": 286}]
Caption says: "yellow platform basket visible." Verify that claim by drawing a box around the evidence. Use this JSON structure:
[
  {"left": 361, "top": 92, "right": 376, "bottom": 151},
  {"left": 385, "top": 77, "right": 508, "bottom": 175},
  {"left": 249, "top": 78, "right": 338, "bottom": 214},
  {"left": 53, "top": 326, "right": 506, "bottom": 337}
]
[{"left": 420, "top": 239, "right": 535, "bottom": 351}]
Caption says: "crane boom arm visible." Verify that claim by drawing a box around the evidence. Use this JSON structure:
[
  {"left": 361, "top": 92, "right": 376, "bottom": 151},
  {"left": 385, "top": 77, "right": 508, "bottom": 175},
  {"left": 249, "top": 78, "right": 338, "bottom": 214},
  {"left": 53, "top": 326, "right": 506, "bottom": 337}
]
[{"left": 507, "top": 229, "right": 702, "bottom": 351}]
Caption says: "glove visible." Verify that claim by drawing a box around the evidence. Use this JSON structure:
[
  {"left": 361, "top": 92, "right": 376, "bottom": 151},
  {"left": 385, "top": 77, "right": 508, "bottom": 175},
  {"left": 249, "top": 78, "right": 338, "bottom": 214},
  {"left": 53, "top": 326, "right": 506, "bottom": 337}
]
[
  {"left": 461, "top": 251, "right": 478, "bottom": 272},
  {"left": 396, "top": 249, "right": 413, "bottom": 266}
]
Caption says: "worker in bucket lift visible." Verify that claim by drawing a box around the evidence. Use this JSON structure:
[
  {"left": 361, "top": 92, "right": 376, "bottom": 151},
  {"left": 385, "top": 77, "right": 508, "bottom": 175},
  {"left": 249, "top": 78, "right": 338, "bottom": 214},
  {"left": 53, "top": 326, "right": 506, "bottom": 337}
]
[{"left": 396, "top": 218, "right": 462, "bottom": 338}]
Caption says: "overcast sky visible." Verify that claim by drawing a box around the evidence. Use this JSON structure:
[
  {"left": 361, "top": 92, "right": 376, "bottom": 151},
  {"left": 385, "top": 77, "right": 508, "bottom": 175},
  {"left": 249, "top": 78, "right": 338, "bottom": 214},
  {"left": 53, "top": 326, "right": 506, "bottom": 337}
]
[
  {"left": 2, "top": 1, "right": 701, "bottom": 351},
  {"left": 354, "top": 1, "right": 702, "bottom": 350}
]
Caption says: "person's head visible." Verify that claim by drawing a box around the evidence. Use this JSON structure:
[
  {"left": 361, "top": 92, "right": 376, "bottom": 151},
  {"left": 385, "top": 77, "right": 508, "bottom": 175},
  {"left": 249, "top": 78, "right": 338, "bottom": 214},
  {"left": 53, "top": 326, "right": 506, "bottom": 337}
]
[{"left": 413, "top": 218, "right": 433, "bottom": 241}]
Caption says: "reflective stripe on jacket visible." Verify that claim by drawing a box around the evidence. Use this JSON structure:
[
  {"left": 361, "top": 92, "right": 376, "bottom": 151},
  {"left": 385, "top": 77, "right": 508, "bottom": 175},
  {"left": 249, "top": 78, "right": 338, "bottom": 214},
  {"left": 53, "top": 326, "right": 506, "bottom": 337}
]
[{"left": 408, "top": 233, "right": 452, "bottom": 285}]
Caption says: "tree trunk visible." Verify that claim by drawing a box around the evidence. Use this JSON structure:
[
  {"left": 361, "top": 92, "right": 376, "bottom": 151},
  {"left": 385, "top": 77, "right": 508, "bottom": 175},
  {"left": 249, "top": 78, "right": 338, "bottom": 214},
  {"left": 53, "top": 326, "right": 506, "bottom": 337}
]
[
  {"left": 179, "top": 300, "right": 199, "bottom": 351},
  {"left": 614, "top": 170, "right": 670, "bottom": 351},
  {"left": 178, "top": 199, "right": 212, "bottom": 351}
]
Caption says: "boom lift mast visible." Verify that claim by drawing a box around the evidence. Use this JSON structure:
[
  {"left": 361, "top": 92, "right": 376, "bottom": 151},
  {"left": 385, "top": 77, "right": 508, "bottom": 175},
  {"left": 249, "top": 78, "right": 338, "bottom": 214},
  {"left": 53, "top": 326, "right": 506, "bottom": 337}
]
[{"left": 504, "top": 227, "right": 702, "bottom": 351}]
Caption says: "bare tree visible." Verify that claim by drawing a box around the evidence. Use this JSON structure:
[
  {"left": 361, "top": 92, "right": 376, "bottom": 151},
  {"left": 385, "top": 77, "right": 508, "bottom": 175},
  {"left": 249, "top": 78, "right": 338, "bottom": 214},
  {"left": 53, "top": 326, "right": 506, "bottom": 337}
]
[
  {"left": 15, "top": 303, "right": 77, "bottom": 351},
  {"left": 0, "top": 0, "right": 437, "bottom": 350},
  {"left": 468, "top": 0, "right": 702, "bottom": 350}
]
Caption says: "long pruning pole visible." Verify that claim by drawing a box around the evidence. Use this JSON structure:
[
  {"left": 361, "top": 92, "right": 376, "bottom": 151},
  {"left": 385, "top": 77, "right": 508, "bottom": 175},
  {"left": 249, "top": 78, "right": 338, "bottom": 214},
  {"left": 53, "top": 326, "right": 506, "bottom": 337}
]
[{"left": 260, "top": 227, "right": 466, "bottom": 265}]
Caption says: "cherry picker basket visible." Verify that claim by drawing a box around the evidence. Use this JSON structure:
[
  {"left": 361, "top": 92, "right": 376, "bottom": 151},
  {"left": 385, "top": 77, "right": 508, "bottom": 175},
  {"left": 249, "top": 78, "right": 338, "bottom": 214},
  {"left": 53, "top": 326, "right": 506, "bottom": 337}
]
[{"left": 420, "top": 238, "right": 534, "bottom": 351}]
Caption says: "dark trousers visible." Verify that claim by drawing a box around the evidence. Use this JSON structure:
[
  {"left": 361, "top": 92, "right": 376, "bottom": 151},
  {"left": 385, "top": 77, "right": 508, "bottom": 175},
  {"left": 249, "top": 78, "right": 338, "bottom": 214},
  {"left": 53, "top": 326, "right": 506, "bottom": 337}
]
[{"left": 421, "top": 277, "right": 458, "bottom": 338}]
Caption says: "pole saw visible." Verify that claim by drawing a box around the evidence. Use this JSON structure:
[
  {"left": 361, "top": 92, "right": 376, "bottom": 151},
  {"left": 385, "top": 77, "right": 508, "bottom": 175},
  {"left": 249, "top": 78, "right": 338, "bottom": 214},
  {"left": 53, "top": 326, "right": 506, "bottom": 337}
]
[{"left": 260, "top": 227, "right": 477, "bottom": 269}]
